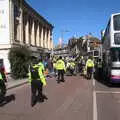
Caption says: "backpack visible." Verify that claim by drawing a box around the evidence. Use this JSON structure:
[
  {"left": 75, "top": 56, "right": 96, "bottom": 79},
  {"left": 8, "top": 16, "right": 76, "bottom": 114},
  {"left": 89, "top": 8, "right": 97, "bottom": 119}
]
[{"left": 30, "top": 65, "right": 40, "bottom": 79}]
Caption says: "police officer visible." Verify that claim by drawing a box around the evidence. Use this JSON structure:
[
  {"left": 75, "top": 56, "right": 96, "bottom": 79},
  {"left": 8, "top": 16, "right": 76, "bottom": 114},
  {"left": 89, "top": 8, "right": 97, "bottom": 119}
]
[
  {"left": 69, "top": 59, "right": 76, "bottom": 76},
  {"left": 0, "top": 65, "right": 7, "bottom": 103},
  {"left": 66, "top": 59, "right": 71, "bottom": 74},
  {"left": 28, "top": 57, "right": 47, "bottom": 107},
  {"left": 56, "top": 56, "right": 66, "bottom": 83},
  {"left": 86, "top": 56, "right": 94, "bottom": 79}
]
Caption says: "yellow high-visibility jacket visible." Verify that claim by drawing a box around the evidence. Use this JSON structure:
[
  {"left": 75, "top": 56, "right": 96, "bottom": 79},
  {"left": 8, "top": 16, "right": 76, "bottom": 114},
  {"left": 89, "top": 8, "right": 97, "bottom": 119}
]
[
  {"left": 38, "top": 62, "right": 45, "bottom": 71},
  {"left": 70, "top": 62, "right": 75, "bottom": 69},
  {"left": 53, "top": 62, "right": 57, "bottom": 69},
  {"left": 86, "top": 59, "right": 94, "bottom": 68},
  {"left": 28, "top": 63, "right": 47, "bottom": 86},
  {"left": 0, "top": 72, "right": 3, "bottom": 81},
  {"left": 56, "top": 59, "right": 66, "bottom": 71}
]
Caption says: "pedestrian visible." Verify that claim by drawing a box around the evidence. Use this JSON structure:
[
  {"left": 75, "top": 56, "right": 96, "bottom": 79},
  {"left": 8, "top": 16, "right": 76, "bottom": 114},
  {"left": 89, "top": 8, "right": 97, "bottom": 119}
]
[
  {"left": 81, "top": 57, "right": 86, "bottom": 75},
  {"left": 86, "top": 56, "right": 94, "bottom": 79},
  {"left": 78, "top": 56, "right": 82, "bottom": 73},
  {"left": 56, "top": 56, "right": 66, "bottom": 83},
  {"left": 0, "top": 64, "right": 7, "bottom": 103},
  {"left": 66, "top": 59, "right": 71, "bottom": 75},
  {"left": 28, "top": 57, "right": 47, "bottom": 107},
  {"left": 48, "top": 58, "right": 53, "bottom": 73},
  {"left": 53, "top": 60, "right": 57, "bottom": 77}
]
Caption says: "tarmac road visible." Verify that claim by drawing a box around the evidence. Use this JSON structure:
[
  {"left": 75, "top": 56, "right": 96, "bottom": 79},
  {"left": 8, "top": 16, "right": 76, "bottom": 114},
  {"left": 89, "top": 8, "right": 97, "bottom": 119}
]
[
  {"left": 2, "top": 74, "right": 120, "bottom": 120},
  {"left": 0, "top": 75, "right": 93, "bottom": 120},
  {"left": 94, "top": 77, "right": 120, "bottom": 120}
]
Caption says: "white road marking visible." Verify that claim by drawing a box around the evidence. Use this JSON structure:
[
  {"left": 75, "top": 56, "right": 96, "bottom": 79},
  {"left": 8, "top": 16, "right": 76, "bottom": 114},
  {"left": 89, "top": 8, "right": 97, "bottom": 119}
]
[
  {"left": 93, "top": 90, "right": 98, "bottom": 120},
  {"left": 93, "top": 77, "right": 120, "bottom": 120},
  {"left": 93, "top": 78, "right": 96, "bottom": 86},
  {"left": 96, "top": 91, "right": 120, "bottom": 94},
  {"left": 92, "top": 78, "right": 97, "bottom": 120}
]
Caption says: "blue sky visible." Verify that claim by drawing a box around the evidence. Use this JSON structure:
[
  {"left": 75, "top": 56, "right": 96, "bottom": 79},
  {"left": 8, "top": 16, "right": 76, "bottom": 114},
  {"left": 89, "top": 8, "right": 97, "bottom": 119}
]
[{"left": 27, "top": 0, "right": 120, "bottom": 46}]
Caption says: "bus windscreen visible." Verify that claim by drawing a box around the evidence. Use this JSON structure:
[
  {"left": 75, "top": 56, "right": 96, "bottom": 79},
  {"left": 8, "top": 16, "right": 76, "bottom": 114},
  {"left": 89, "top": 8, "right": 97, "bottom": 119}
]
[{"left": 114, "top": 14, "right": 120, "bottom": 31}]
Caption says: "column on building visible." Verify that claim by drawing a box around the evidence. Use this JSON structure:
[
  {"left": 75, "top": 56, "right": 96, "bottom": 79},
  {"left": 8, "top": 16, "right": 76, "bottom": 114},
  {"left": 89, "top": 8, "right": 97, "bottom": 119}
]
[
  {"left": 9, "top": 0, "right": 14, "bottom": 44},
  {"left": 25, "top": 14, "right": 29, "bottom": 44},
  {"left": 23, "top": 12, "right": 26, "bottom": 44},
  {"left": 46, "top": 28, "right": 49, "bottom": 49},
  {"left": 15, "top": 18, "right": 20, "bottom": 42},
  {"left": 43, "top": 27, "right": 45, "bottom": 48},
  {"left": 44, "top": 27, "right": 47, "bottom": 48},
  {"left": 19, "top": 3, "right": 23, "bottom": 44},
  {"left": 31, "top": 19, "right": 35, "bottom": 46},
  {"left": 36, "top": 22, "right": 40, "bottom": 47},
  {"left": 48, "top": 29, "right": 51, "bottom": 49},
  {"left": 50, "top": 30, "right": 53, "bottom": 49},
  {"left": 40, "top": 26, "right": 44, "bottom": 47},
  {"left": 28, "top": 16, "right": 32, "bottom": 45},
  {"left": 39, "top": 23, "right": 42, "bottom": 47},
  {"left": 34, "top": 21, "right": 37, "bottom": 46}
]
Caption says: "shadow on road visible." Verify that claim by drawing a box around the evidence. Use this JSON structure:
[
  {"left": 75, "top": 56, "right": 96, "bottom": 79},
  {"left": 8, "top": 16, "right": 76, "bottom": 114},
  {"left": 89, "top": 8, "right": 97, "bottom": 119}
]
[
  {"left": 31, "top": 94, "right": 48, "bottom": 107},
  {"left": 0, "top": 94, "right": 15, "bottom": 107}
]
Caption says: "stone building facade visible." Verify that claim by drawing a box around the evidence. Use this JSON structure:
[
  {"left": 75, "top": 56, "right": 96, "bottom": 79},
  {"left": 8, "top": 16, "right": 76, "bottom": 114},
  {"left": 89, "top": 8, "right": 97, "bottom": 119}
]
[{"left": 0, "top": 0, "right": 54, "bottom": 73}]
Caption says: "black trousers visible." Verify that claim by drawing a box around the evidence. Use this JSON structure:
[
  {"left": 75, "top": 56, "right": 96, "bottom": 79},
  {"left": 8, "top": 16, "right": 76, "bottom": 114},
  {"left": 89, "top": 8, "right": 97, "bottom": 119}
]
[
  {"left": 97, "top": 68, "right": 102, "bottom": 80},
  {"left": 87, "top": 67, "right": 93, "bottom": 79},
  {"left": 69, "top": 68, "right": 75, "bottom": 75},
  {"left": 78, "top": 63, "right": 82, "bottom": 73},
  {"left": 31, "top": 80, "right": 43, "bottom": 104},
  {"left": 57, "top": 70, "right": 64, "bottom": 81},
  {"left": 0, "top": 80, "right": 6, "bottom": 102}
]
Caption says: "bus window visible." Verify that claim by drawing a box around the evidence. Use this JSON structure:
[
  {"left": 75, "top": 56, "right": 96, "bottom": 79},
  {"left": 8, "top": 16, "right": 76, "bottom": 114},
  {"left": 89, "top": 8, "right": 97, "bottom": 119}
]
[
  {"left": 114, "top": 14, "right": 120, "bottom": 31},
  {"left": 94, "top": 51, "right": 99, "bottom": 56},
  {"left": 114, "top": 33, "right": 120, "bottom": 45},
  {"left": 111, "top": 49, "right": 120, "bottom": 61}
]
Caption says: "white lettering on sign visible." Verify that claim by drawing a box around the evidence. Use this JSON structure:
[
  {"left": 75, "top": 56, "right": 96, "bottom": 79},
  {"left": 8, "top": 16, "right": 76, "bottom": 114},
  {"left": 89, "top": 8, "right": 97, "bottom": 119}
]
[{"left": 0, "top": 0, "right": 10, "bottom": 44}]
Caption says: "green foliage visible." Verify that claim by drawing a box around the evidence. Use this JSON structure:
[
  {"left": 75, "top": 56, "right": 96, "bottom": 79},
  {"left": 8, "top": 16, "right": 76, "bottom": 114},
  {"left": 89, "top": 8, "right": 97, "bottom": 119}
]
[
  {"left": 8, "top": 46, "right": 31, "bottom": 79},
  {"left": 89, "top": 37, "right": 101, "bottom": 50}
]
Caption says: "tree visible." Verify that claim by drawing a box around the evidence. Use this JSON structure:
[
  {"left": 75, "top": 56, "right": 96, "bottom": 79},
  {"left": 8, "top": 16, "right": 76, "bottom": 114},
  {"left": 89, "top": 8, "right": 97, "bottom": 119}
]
[
  {"left": 8, "top": 46, "right": 31, "bottom": 79},
  {"left": 89, "top": 36, "right": 101, "bottom": 50}
]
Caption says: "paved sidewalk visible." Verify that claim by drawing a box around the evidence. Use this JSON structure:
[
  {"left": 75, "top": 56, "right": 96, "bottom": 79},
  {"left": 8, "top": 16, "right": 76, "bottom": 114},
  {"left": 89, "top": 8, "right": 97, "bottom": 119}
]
[
  {"left": 6, "top": 72, "right": 54, "bottom": 90},
  {"left": 6, "top": 77, "right": 28, "bottom": 90}
]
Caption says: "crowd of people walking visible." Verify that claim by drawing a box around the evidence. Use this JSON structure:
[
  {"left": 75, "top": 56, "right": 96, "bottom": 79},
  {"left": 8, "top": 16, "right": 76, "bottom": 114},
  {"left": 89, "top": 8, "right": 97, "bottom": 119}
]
[{"left": 0, "top": 54, "right": 102, "bottom": 107}]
